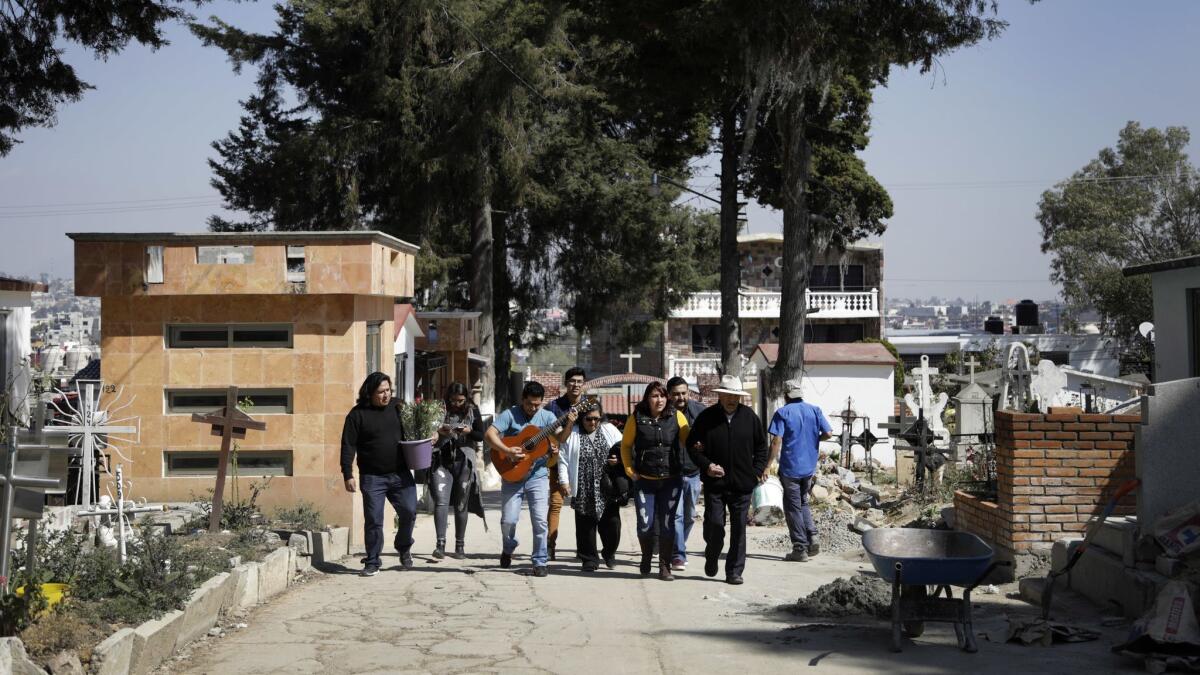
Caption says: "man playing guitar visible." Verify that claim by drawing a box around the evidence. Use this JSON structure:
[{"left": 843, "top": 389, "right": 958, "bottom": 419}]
[{"left": 484, "top": 381, "right": 560, "bottom": 577}]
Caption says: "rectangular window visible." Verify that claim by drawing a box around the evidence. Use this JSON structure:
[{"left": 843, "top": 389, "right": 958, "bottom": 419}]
[
  {"left": 165, "top": 388, "right": 293, "bottom": 414},
  {"left": 286, "top": 246, "right": 306, "bottom": 282},
  {"left": 691, "top": 324, "right": 719, "bottom": 353},
  {"left": 804, "top": 323, "right": 865, "bottom": 343},
  {"left": 197, "top": 245, "right": 254, "bottom": 264},
  {"left": 164, "top": 450, "right": 292, "bottom": 477},
  {"left": 366, "top": 322, "right": 382, "bottom": 375},
  {"left": 811, "top": 264, "right": 865, "bottom": 291},
  {"left": 167, "top": 324, "right": 293, "bottom": 349},
  {"left": 145, "top": 246, "right": 164, "bottom": 284}
]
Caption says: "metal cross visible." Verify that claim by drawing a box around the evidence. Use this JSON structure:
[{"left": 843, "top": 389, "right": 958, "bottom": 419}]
[
  {"left": 46, "top": 382, "right": 138, "bottom": 510},
  {"left": 190, "top": 386, "right": 266, "bottom": 533},
  {"left": 1, "top": 426, "right": 64, "bottom": 594},
  {"left": 74, "top": 464, "right": 165, "bottom": 563},
  {"left": 619, "top": 352, "right": 642, "bottom": 374},
  {"left": 833, "top": 398, "right": 861, "bottom": 469}
]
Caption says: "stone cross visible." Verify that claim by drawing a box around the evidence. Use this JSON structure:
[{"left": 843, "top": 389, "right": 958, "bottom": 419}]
[
  {"left": 191, "top": 386, "right": 266, "bottom": 533},
  {"left": 46, "top": 382, "right": 139, "bottom": 510},
  {"left": 0, "top": 427, "right": 64, "bottom": 593},
  {"left": 619, "top": 352, "right": 641, "bottom": 374},
  {"left": 966, "top": 357, "right": 981, "bottom": 384},
  {"left": 904, "top": 355, "right": 949, "bottom": 444}
]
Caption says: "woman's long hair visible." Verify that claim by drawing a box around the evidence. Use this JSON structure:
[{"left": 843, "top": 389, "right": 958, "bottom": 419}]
[
  {"left": 443, "top": 381, "right": 473, "bottom": 413},
  {"left": 635, "top": 381, "right": 669, "bottom": 417},
  {"left": 357, "top": 371, "right": 393, "bottom": 408}
]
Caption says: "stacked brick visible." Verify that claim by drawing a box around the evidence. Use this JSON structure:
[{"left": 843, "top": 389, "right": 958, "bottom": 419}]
[{"left": 954, "top": 408, "right": 1138, "bottom": 554}]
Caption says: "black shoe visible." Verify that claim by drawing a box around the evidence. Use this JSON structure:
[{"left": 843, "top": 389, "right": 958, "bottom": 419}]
[
  {"left": 360, "top": 564, "right": 380, "bottom": 577},
  {"left": 532, "top": 566, "right": 548, "bottom": 578},
  {"left": 433, "top": 542, "right": 445, "bottom": 559},
  {"left": 500, "top": 553, "right": 512, "bottom": 568},
  {"left": 583, "top": 561, "right": 599, "bottom": 572},
  {"left": 659, "top": 566, "right": 674, "bottom": 581},
  {"left": 726, "top": 575, "right": 744, "bottom": 585},
  {"left": 704, "top": 556, "right": 718, "bottom": 578},
  {"left": 602, "top": 554, "right": 615, "bottom": 570},
  {"left": 451, "top": 544, "right": 466, "bottom": 559},
  {"left": 807, "top": 542, "right": 821, "bottom": 557},
  {"left": 401, "top": 552, "right": 414, "bottom": 570}
]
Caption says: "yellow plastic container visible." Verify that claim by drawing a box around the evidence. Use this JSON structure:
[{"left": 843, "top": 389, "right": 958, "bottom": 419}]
[{"left": 14, "top": 583, "right": 69, "bottom": 610}]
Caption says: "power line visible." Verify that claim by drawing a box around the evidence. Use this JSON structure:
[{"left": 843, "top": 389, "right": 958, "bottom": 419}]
[
  {"left": 0, "top": 201, "right": 223, "bottom": 219},
  {"left": 0, "top": 195, "right": 217, "bottom": 210}
]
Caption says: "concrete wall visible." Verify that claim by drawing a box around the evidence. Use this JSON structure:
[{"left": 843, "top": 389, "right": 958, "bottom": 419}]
[
  {"left": 1150, "top": 266, "right": 1200, "bottom": 382},
  {"left": 97, "top": 293, "right": 396, "bottom": 540},
  {"left": 1135, "top": 376, "right": 1200, "bottom": 525}
]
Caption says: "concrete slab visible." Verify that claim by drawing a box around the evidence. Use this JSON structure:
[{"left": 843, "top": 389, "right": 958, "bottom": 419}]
[
  {"left": 1136, "top": 377, "right": 1200, "bottom": 526},
  {"left": 289, "top": 533, "right": 312, "bottom": 573},
  {"left": 0, "top": 638, "right": 47, "bottom": 675},
  {"left": 91, "top": 628, "right": 137, "bottom": 675},
  {"left": 257, "top": 547, "right": 291, "bottom": 601},
  {"left": 328, "top": 527, "right": 350, "bottom": 559},
  {"left": 1066, "top": 545, "right": 1166, "bottom": 618},
  {"left": 176, "top": 572, "right": 232, "bottom": 651},
  {"left": 1092, "top": 517, "right": 1137, "bottom": 567},
  {"left": 232, "top": 562, "right": 260, "bottom": 609},
  {"left": 130, "top": 609, "right": 185, "bottom": 675}
]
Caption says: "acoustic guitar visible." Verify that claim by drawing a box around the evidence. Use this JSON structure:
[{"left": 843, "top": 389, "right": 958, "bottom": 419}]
[{"left": 490, "top": 399, "right": 600, "bottom": 482}]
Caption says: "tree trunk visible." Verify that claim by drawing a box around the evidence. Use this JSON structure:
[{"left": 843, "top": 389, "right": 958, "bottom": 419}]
[
  {"left": 719, "top": 105, "right": 743, "bottom": 379},
  {"left": 770, "top": 100, "right": 813, "bottom": 400},
  {"left": 492, "top": 208, "right": 513, "bottom": 412},
  {"left": 470, "top": 157, "right": 496, "bottom": 414}
]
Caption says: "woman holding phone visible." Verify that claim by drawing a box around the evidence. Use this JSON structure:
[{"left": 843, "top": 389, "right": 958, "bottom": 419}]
[{"left": 429, "top": 382, "right": 487, "bottom": 559}]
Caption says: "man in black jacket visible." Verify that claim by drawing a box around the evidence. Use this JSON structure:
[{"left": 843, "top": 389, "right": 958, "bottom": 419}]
[{"left": 686, "top": 375, "right": 768, "bottom": 585}]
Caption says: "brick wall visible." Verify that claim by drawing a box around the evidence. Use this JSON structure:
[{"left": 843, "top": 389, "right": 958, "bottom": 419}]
[
  {"left": 955, "top": 408, "right": 1138, "bottom": 554},
  {"left": 528, "top": 372, "right": 562, "bottom": 400}
]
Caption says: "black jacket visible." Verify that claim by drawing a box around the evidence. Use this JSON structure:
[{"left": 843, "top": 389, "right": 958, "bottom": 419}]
[
  {"left": 686, "top": 403, "right": 768, "bottom": 494},
  {"left": 678, "top": 399, "right": 707, "bottom": 476},
  {"left": 340, "top": 403, "right": 408, "bottom": 479}
]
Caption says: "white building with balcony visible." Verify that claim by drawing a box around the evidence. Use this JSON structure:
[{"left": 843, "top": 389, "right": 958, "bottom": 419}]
[{"left": 663, "top": 235, "right": 884, "bottom": 382}]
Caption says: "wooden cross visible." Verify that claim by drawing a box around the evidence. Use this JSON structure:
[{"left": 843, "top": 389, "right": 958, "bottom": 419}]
[
  {"left": 191, "top": 386, "right": 266, "bottom": 533},
  {"left": 619, "top": 352, "right": 641, "bottom": 374}
]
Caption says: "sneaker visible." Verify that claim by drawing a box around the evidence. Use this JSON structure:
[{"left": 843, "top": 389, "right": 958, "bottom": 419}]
[
  {"left": 671, "top": 558, "right": 686, "bottom": 571},
  {"left": 533, "top": 566, "right": 548, "bottom": 578},
  {"left": 807, "top": 542, "right": 820, "bottom": 557},
  {"left": 704, "top": 555, "right": 719, "bottom": 578},
  {"left": 784, "top": 549, "right": 810, "bottom": 563},
  {"left": 451, "top": 544, "right": 466, "bottom": 560},
  {"left": 360, "top": 565, "right": 380, "bottom": 577},
  {"left": 602, "top": 554, "right": 615, "bottom": 570},
  {"left": 582, "top": 561, "right": 599, "bottom": 572},
  {"left": 726, "top": 575, "right": 744, "bottom": 585},
  {"left": 401, "top": 552, "right": 414, "bottom": 570},
  {"left": 500, "top": 553, "right": 512, "bottom": 568}
]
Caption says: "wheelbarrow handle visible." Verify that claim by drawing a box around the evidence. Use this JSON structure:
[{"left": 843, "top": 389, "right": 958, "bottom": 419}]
[{"left": 967, "top": 560, "right": 1012, "bottom": 592}]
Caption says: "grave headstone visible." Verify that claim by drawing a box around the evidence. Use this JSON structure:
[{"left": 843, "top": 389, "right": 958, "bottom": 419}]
[{"left": 903, "top": 355, "right": 949, "bottom": 447}]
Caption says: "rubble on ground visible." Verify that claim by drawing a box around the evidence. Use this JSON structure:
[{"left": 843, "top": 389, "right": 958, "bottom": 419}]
[{"left": 792, "top": 575, "right": 893, "bottom": 618}]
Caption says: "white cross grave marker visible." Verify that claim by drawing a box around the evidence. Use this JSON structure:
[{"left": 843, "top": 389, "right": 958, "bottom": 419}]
[
  {"left": 620, "top": 352, "right": 642, "bottom": 374},
  {"left": 966, "top": 356, "right": 981, "bottom": 384},
  {"left": 903, "top": 355, "right": 949, "bottom": 446},
  {"left": 46, "top": 381, "right": 140, "bottom": 511}
]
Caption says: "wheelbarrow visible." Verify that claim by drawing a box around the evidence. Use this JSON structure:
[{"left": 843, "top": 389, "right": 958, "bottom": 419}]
[{"left": 862, "top": 528, "right": 1011, "bottom": 653}]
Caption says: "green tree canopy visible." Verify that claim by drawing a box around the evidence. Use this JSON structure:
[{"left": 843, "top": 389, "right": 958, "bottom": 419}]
[
  {"left": 0, "top": 0, "right": 204, "bottom": 156},
  {"left": 1038, "top": 121, "right": 1200, "bottom": 340}
]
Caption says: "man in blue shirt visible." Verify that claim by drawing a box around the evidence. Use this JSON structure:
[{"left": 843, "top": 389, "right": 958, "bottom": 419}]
[
  {"left": 485, "top": 381, "right": 560, "bottom": 577},
  {"left": 767, "top": 378, "right": 832, "bottom": 562}
]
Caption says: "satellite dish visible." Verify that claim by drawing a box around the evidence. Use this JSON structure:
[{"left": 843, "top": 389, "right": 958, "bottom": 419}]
[{"left": 1138, "top": 321, "right": 1155, "bottom": 341}]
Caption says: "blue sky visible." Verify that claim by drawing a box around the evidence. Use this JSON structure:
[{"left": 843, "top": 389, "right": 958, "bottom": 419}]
[{"left": 1, "top": 0, "right": 1198, "bottom": 305}]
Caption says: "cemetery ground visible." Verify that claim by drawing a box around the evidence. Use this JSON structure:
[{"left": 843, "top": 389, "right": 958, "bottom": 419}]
[{"left": 168, "top": 489, "right": 1139, "bottom": 675}]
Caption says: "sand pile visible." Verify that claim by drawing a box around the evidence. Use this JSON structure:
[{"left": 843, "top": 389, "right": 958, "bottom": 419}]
[{"left": 793, "top": 575, "right": 892, "bottom": 618}]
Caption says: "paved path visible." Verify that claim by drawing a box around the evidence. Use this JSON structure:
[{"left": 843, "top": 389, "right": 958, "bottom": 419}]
[{"left": 176, "top": 492, "right": 1137, "bottom": 674}]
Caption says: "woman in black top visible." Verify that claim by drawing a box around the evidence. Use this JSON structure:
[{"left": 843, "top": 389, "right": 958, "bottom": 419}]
[
  {"left": 429, "top": 382, "right": 487, "bottom": 559},
  {"left": 340, "top": 372, "right": 416, "bottom": 576}
]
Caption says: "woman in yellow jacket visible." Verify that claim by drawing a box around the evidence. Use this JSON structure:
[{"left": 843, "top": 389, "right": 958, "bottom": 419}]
[{"left": 620, "top": 381, "right": 690, "bottom": 580}]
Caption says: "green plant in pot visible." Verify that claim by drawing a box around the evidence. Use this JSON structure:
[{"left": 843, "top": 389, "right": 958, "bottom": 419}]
[{"left": 398, "top": 400, "right": 445, "bottom": 471}]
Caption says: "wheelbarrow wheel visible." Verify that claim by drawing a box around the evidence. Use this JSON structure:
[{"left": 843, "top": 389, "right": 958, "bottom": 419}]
[{"left": 901, "top": 585, "right": 926, "bottom": 637}]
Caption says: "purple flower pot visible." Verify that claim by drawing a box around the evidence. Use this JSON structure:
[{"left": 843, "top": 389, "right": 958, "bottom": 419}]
[{"left": 400, "top": 437, "right": 435, "bottom": 471}]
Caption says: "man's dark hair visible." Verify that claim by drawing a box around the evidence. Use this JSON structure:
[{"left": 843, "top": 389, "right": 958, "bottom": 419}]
[
  {"left": 357, "top": 371, "right": 393, "bottom": 407},
  {"left": 665, "top": 376, "right": 688, "bottom": 392},
  {"left": 522, "top": 381, "right": 545, "bottom": 400},
  {"left": 563, "top": 367, "right": 586, "bottom": 383}
]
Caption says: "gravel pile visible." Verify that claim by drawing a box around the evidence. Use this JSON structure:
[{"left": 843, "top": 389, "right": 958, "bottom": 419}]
[
  {"left": 793, "top": 575, "right": 892, "bottom": 618},
  {"left": 752, "top": 507, "right": 860, "bottom": 555}
]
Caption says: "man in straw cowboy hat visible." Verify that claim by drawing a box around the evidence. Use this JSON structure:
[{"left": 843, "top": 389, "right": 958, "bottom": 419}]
[{"left": 685, "top": 375, "right": 768, "bottom": 585}]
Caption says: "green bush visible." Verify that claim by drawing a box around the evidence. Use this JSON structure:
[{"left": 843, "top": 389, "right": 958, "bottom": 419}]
[{"left": 273, "top": 501, "right": 324, "bottom": 531}]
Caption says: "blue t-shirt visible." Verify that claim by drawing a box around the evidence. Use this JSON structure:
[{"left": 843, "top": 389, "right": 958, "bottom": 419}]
[
  {"left": 493, "top": 405, "right": 559, "bottom": 480},
  {"left": 768, "top": 401, "right": 832, "bottom": 479}
]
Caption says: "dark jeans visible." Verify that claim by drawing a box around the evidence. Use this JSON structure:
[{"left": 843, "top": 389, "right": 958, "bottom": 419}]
[
  {"left": 575, "top": 507, "right": 621, "bottom": 565},
  {"left": 781, "top": 474, "right": 817, "bottom": 550},
  {"left": 703, "top": 487, "right": 751, "bottom": 579},
  {"left": 361, "top": 471, "right": 416, "bottom": 567}
]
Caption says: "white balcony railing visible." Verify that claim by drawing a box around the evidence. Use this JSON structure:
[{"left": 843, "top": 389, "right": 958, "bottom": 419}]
[
  {"left": 668, "top": 356, "right": 758, "bottom": 382},
  {"left": 670, "top": 289, "right": 878, "bottom": 319}
]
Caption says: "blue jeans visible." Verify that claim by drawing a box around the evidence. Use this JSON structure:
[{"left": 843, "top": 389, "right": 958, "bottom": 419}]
[
  {"left": 361, "top": 471, "right": 417, "bottom": 567},
  {"left": 501, "top": 472, "right": 550, "bottom": 566},
  {"left": 780, "top": 474, "right": 817, "bottom": 549},
  {"left": 634, "top": 477, "right": 681, "bottom": 540},
  {"left": 674, "top": 473, "right": 701, "bottom": 562}
]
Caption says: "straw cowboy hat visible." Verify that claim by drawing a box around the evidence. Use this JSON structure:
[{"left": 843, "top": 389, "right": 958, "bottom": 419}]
[{"left": 711, "top": 375, "right": 750, "bottom": 398}]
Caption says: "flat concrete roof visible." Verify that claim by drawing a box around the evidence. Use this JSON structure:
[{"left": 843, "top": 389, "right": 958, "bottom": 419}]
[
  {"left": 736, "top": 233, "right": 882, "bottom": 252},
  {"left": 753, "top": 342, "right": 898, "bottom": 366},
  {"left": 67, "top": 230, "right": 419, "bottom": 254},
  {"left": 1123, "top": 253, "right": 1200, "bottom": 277},
  {"left": 0, "top": 276, "right": 49, "bottom": 293}
]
